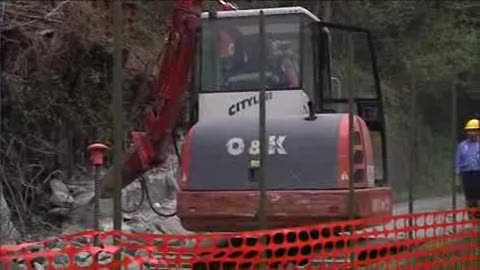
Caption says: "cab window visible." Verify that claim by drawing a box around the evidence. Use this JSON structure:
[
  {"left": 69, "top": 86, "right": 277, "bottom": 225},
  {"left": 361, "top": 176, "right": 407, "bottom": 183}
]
[{"left": 199, "top": 15, "right": 303, "bottom": 92}]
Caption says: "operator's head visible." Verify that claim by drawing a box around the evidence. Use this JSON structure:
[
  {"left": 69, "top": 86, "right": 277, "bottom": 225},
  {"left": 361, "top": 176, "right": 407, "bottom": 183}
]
[
  {"left": 219, "top": 31, "right": 235, "bottom": 59},
  {"left": 464, "top": 118, "right": 480, "bottom": 141},
  {"left": 219, "top": 30, "right": 236, "bottom": 74}
]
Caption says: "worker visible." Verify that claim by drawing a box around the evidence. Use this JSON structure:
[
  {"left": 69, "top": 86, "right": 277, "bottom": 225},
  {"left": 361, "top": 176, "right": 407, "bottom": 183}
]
[
  {"left": 455, "top": 118, "right": 480, "bottom": 217},
  {"left": 218, "top": 27, "right": 299, "bottom": 90},
  {"left": 270, "top": 39, "right": 300, "bottom": 88}
]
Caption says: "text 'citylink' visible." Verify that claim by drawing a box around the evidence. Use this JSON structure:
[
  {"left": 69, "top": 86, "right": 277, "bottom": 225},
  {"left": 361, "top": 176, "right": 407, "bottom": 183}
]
[{"left": 226, "top": 136, "right": 287, "bottom": 156}]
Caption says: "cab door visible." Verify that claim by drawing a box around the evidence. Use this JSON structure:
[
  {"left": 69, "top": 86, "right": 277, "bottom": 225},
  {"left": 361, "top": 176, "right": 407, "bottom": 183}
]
[{"left": 315, "top": 22, "right": 389, "bottom": 187}]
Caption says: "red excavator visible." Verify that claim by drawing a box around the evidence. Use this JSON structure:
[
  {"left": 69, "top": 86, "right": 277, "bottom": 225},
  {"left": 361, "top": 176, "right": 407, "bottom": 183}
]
[{"left": 99, "top": 0, "right": 392, "bottom": 232}]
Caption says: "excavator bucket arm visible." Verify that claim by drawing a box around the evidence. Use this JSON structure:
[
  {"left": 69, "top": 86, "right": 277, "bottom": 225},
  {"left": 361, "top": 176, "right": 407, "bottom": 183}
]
[{"left": 100, "top": 0, "right": 236, "bottom": 198}]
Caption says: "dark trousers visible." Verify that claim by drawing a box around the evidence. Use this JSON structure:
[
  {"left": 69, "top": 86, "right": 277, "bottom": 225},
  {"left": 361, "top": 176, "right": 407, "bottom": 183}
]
[{"left": 460, "top": 171, "right": 480, "bottom": 208}]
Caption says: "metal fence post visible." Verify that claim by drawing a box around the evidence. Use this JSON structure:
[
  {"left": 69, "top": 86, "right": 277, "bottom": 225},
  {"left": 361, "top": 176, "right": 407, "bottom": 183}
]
[
  {"left": 0, "top": 0, "right": 4, "bottom": 248},
  {"left": 346, "top": 31, "right": 356, "bottom": 268},
  {"left": 257, "top": 10, "right": 267, "bottom": 230},
  {"left": 407, "top": 62, "right": 417, "bottom": 240},
  {"left": 450, "top": 81, "right": 457, "bottom": 212},
  {"left": 347, "top": 35, "right": 355, "bottom": 221},
  {"left": 450, "top": 81, "right": 458, "bottom": 232},
  {"left": 112, "top": 0, "right": 124, "bottom": 235}
]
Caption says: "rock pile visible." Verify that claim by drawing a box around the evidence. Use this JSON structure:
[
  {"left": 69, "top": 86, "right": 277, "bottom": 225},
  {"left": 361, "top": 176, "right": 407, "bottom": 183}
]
[{"left": 59, "top": 154, "right": 192, "bottom": 235}]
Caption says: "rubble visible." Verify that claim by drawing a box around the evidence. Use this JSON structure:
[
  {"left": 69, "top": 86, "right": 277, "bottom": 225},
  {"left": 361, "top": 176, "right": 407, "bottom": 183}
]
[
  {"left": 49, "top": 179, "right": 75, "bottom": 207},
  {"left": 119, "top": 154, "right": 192, "bottom": 235},
  {"left": 61, "top": 153, "right": 192, "bottom": 235}
]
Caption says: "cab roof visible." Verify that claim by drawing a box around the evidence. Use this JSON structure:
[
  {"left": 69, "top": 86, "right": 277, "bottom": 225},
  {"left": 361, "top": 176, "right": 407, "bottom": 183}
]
[{"left": 201, "top": 6, "right": 320, "bottom": 22}]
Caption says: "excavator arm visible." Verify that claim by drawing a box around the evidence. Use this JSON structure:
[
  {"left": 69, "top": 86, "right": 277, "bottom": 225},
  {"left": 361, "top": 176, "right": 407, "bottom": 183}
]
[{"left": 100, "top": 0, "right": 237, "bottom": 198}]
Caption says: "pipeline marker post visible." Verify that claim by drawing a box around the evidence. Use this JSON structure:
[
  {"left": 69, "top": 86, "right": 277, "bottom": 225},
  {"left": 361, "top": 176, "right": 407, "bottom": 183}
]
[{"left": 87, "top": 143, "right": 109, "bottom": 246}]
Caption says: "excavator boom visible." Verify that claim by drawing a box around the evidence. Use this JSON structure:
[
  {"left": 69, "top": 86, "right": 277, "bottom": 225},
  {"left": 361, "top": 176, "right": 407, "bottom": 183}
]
[{"left": 100, "top": 0, "right": 236, "bottom": 198}]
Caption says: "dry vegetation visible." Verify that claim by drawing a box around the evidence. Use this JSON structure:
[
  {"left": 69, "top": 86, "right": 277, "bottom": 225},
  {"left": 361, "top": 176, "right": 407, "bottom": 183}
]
[
  {"left": 1, "top": 0, "right": 478, "bottom": 241},
  {"left": 0, "top": 0, "right": 174, "bottom": 240}
]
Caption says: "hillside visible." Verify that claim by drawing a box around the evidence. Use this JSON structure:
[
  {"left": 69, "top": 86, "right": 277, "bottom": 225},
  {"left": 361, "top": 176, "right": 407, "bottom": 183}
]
[{"left": 0, "top": 0, "right": 478, "bottom": 242}]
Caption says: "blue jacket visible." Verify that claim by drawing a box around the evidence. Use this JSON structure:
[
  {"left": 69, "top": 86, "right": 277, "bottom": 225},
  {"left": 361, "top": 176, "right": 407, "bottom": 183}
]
[{"left": 455, "top": 139, "right": 480, "bottom": 173}]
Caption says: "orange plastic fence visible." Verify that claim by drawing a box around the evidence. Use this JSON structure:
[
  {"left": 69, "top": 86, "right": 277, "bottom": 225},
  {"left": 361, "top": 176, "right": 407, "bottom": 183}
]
[{"left": 1, "top": 208, "right": 479, "bottom": 269}]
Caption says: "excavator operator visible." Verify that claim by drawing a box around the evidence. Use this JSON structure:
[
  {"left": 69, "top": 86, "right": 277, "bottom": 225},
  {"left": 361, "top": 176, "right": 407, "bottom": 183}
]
[
  {"left": 455, "top": 118, "right": 480, "bottom": 218},
  {"left": 218, "top": 28, "right": 299, "bottom": 90}
]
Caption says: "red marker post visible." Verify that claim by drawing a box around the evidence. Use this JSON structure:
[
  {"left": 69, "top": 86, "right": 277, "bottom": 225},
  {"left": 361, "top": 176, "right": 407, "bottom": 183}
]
[{"left": 87, "top": 143, "right": 109, "bottom": 234}]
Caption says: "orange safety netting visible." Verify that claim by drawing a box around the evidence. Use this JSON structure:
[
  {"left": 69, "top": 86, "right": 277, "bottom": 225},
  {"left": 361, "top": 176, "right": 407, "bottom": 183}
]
[{"left": 1, "top": 208, "right": 479, "bottom": 269}]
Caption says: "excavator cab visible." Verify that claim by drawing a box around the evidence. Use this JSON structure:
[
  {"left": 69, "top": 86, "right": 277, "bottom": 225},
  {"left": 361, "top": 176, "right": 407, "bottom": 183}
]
[{"left": 179, "top": 7, "right": 391, "bottom": 232}]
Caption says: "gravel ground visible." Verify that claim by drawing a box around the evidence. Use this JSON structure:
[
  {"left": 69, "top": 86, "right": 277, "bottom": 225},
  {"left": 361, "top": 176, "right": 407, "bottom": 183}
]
[
  {"left": 393, "top": 193, "right": 466, "bottom": 215},
  {"left": 366, "top": 193, "right": 474, "bottom": 240}
]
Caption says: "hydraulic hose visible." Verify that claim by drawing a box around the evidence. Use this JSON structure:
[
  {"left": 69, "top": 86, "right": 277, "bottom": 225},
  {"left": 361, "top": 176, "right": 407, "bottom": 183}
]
[
  {"left": 121, "top": 173, "right": 177, "bottom": 218},
  {"left": 172, "top": 130, "right": 182, "bottom": 167},
  {"left": 121, "top": 134, "right": 180, "bottom": 217}
]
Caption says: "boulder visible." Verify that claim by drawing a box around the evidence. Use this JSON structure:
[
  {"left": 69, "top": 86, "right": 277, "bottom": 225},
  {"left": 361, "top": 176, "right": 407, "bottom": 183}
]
[{"left": 49, "top": 179, "right": 75, "bottom": 207}]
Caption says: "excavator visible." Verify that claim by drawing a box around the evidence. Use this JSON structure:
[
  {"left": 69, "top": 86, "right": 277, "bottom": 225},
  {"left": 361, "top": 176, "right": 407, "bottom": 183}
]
[{"left": 96, "top": 0, "right": 393, "bottom": 232}]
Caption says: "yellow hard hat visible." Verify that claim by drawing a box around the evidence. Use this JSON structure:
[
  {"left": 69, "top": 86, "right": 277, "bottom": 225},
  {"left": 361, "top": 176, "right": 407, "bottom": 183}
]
[{"left": 464, "top": 119, "right": 480, "bottom": 130}]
